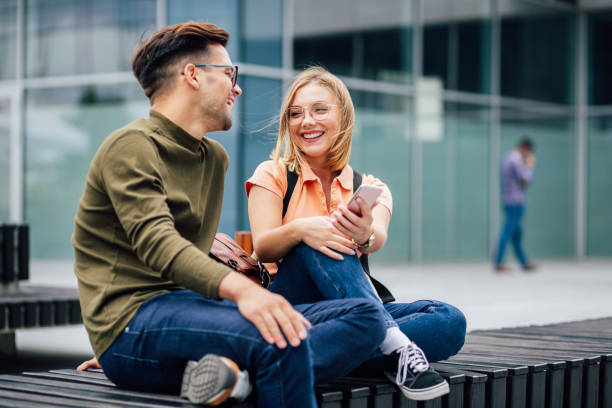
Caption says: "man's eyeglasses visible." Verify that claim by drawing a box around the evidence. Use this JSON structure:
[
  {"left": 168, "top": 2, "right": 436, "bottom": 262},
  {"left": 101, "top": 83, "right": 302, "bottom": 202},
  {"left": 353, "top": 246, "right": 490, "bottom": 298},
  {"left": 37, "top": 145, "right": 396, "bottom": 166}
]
[
  {"left": 287, "top": 103, "right": 336, "bottom": 125},
  {"left": 182, "top": 64, "right": 238, "bottom": 88}
]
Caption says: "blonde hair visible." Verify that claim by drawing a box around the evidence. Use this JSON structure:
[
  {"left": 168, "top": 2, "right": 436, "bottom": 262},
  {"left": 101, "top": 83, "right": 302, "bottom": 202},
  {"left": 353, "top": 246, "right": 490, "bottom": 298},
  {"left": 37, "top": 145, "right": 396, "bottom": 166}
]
[{"left": 270, "top": 66, "right": 354, "bottom": 174}]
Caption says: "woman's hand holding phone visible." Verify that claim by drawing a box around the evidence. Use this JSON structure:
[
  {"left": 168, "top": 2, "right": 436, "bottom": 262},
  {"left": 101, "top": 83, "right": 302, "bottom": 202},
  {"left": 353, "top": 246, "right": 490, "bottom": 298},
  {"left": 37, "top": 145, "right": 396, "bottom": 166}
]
[
  {"left": 332, "top": 195, "right": 377, "bottom": 246},
  {"left": 346, "top": 185, "right": 383, "bottom": 216}
]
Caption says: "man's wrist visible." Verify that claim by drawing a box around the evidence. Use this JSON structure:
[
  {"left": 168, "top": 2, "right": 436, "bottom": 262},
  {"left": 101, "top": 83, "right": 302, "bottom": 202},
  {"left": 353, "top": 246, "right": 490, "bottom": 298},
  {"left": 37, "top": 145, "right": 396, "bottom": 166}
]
[{"left": 219, "top": 272, "right": 262, "bottom": 302}]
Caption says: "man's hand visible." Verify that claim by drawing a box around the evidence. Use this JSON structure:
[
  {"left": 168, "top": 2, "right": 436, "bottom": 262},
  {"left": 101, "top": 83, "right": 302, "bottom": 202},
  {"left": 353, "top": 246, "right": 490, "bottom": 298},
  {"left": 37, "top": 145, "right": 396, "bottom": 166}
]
[
  {"left": 77, "top": 356, "right": 101, "bottom": 371},
  {"left": 219, "top": 272, "right": 311, "bottom": 349},
  {"left": 525, "top": 152, "right": 536, "bottom": 168}
]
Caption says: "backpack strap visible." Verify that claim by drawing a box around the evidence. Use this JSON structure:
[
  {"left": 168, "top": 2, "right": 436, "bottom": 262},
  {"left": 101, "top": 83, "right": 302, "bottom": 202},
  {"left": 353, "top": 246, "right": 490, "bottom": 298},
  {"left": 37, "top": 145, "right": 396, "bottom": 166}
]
[
  {"left": 352, "top": 170, "right": 362, "bottom": 192},
  {"left": 353, "top": 169, "right": 395, "bottom": 303},
  {"left": 282, "top": 167, "right": 299, "bottom": 219}
]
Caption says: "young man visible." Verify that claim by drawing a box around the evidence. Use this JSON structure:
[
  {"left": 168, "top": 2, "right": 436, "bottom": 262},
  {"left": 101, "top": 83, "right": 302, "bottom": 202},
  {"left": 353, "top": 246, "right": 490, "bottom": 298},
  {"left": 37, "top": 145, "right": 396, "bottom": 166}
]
[
  {"left": 494, "top": 138, "right": 537, "bottom": 272},
  {"left": 72, "top": 22, "right": 385, "bottom": 408}
]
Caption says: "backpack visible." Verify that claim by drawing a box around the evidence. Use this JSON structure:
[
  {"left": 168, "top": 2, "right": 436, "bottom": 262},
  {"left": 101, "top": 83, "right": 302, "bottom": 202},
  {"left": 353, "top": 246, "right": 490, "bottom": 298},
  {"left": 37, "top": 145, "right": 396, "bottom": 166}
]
[{"left": 282, "top": 166, "right": 395, "bottom": 303}]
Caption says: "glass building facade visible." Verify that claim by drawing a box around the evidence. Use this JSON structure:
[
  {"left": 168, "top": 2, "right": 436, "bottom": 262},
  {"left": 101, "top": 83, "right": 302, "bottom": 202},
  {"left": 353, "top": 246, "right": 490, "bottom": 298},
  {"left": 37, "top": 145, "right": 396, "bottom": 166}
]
[{"left": 1, "top": 0, "right": 611, "bottom": 266}]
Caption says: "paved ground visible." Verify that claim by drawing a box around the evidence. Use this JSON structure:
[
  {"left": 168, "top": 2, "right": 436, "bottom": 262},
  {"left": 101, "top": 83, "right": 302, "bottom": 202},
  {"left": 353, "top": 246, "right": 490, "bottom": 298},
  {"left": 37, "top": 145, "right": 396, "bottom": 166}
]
[{"left": 3, "top": 259, "right": 611, "bottom": 373}]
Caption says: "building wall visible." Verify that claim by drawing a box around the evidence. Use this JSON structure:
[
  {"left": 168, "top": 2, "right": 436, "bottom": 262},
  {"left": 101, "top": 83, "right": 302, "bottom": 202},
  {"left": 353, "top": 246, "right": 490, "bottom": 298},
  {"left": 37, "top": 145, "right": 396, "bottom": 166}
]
[{"left": 0, "top": 0, "right": 611, "bottom": 264}]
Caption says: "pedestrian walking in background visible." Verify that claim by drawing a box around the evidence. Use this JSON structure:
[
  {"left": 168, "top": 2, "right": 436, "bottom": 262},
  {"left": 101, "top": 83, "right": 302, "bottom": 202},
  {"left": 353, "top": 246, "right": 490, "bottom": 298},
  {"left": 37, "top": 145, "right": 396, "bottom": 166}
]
[{"left": 494, "top": 138, "right": 537, "bottom": 272}]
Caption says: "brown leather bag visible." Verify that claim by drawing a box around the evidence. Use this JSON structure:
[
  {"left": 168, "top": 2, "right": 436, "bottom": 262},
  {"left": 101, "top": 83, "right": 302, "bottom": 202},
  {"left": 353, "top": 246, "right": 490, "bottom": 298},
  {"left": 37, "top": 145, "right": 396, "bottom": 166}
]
[{"left": 209, "top": 233, "right": 271, "bottom": 288}]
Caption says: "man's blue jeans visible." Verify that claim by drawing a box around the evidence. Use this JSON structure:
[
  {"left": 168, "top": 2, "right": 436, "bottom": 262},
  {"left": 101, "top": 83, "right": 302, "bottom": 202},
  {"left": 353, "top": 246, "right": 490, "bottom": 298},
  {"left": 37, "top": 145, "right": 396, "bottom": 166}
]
[
  {"left": 271, "top": 243, "right": 466, "bottom": 363},
  {"left": 494, "top": 204, "right": 529, "bottom": 267},
  {"left": 99, "top": 290, "right": 386, "bottom": 408}
]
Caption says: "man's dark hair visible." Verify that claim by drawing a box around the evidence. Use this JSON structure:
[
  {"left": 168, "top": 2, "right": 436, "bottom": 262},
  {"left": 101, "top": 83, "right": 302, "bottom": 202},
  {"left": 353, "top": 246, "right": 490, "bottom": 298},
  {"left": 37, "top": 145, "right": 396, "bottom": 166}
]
[
  {"left": 518, "top": 137, "right": 534, "bottom": 152},
  {"left": 132, "top": 22, "right": 230, "bottom": 100}
]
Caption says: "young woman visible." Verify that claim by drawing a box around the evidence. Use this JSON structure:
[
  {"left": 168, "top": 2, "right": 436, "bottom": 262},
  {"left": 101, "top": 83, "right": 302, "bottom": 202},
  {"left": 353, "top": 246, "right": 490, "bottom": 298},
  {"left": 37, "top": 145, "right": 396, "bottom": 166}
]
[{"left": 246, "top": 67, "right": 466, "bottom": 401}]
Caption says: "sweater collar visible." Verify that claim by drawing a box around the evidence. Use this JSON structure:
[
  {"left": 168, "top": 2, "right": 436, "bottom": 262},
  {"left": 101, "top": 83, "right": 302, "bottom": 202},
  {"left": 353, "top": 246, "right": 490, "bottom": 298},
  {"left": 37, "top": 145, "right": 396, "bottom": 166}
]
[{"left": 149, "top": 110, "right": 202, "bottom": 153}]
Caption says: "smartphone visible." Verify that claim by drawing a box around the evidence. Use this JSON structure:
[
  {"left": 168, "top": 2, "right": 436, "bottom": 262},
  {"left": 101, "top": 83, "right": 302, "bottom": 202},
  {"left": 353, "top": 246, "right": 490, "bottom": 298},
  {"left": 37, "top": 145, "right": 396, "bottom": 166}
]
[{"left": 346, "top": 185, "right": 383, "bottom": 215}]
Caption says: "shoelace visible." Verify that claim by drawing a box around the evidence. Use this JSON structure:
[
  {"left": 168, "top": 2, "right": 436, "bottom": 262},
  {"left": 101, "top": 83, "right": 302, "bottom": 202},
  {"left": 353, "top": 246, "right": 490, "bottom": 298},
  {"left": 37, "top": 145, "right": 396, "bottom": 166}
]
[{"left": 396, "top": 342, "right": 430, "bottom": 385}]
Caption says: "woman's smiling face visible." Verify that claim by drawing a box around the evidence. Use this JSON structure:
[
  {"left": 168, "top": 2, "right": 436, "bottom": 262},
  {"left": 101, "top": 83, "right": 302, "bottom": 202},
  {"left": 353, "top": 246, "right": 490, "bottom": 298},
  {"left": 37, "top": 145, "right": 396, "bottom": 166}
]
[{"left": 288, "top": 82, "right": 341, "bottom": 168}]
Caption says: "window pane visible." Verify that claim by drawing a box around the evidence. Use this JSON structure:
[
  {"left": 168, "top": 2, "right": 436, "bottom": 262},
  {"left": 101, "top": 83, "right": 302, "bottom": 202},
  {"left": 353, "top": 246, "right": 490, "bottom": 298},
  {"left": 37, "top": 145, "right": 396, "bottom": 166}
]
[
  {"left": 588, "top": 11, "right": 612, "bottom": 105},
  {"left": 242, "top": 0, "right": 282, "bottom": 66},
  {"left": 207, "top": 112, "right": 241, "bottom": 236},
  {"left": 26, "top": 0, "right": 156, "bottom": 78},
  {"left": 0, "top": 98, "right": 9, "bottom": 220},
  {"left": 421, "top": 103, "right": 490, "bottom": 260},
  {"left": 351, "top": 91, "right": 411, "bottom": 262},
  {"left": 294, "top": 0, "right": 412, "bottom": 83},
  {"left": 499, "top": 110, "right": 575, "bottom": 258},
  {"left": 25, "top": 85, "right": 149, "bottom": 260},
  {"left": 168, "top": 0, "right": 240, "bottom": 60},
  {"left": 423, "top": 0, "right": 491, "bottom": 94},
  {"left": 587, "top": 116, "right": 612, "bottom": 256},
  {"left": 501, "top": 13, "right": 575, "bottom": 104},
  {"left": 0, "top": 0, "right": 17, "bottom": 80},
  {"left": 238, "top": 76, "right": 281, "bottom": 230}
]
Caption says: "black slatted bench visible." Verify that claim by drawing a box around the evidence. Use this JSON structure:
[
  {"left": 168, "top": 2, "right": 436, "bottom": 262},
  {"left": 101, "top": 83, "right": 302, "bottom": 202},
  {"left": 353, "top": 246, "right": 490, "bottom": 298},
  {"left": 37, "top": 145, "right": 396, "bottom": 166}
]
[
  {"left": 0, "top": 286, "right": 81, "bottom": 331},
  {"left": 1, "top": 224, "right": 82, "bottom": 357},
  {"left": 2, "top": 317, "right": 612, "bottom": 407}
]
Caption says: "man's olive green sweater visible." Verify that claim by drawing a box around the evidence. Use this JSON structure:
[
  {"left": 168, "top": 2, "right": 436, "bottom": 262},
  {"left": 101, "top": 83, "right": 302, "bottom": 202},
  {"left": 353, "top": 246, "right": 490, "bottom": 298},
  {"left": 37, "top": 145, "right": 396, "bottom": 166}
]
[{"left": 72, "top": 110, "right": 232, "bottom": 357}]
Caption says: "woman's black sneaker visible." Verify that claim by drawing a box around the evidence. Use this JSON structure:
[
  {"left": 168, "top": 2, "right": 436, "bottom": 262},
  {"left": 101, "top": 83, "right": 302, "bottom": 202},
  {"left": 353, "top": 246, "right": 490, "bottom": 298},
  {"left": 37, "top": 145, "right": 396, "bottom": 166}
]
[{"left": 383, "top": 342, "right": 449, "bottom": 401}]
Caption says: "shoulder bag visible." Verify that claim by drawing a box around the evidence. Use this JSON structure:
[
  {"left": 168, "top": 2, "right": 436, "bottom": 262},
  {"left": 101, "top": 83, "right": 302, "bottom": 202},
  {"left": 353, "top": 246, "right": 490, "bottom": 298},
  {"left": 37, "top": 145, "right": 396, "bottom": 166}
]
[{"left": 209, "top": 233, "right": 271, "bottom": 288}]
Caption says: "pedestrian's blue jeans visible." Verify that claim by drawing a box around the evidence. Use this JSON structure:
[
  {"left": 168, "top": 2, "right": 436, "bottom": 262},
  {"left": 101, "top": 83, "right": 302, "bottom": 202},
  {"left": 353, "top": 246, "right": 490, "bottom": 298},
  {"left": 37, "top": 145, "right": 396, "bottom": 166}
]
[
  {"left": 99, "top": 289, "right": 385, "bottom": 408},
  {"left": 271, "top": 243, "right": 466, "bottom": 364},
  {"left": 494, "top": 204, "right": 529, "bottom": 267}
]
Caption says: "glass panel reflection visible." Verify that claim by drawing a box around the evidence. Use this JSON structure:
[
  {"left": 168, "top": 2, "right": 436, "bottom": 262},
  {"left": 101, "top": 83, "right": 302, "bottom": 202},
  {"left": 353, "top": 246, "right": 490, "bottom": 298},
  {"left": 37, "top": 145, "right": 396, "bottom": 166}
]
[
  {"left": 587, "top": 116, "right": 612, "bottom": 256},
  {"left": 501, "top": 12, "right": 575, "bottom": 104},
  {"left": 499, "top": 109, "right": 575, "bottom": 258},
  {"left": 26, "top": 0, "right": 156, "bottom": 77},
  {"left": 168, "top": 0, "right": 240, "bottom": 60},
  {"left": 423, "top": 0, "right": 490, "bottom": 93},
  {"left": 421, "top": 103, "right": 490, "bottom": 260},
  {"left": 238, "top": 76, "right": 281, "bottom": 230},
  {"left": 242, "top": 0, "right": 282, "bottom": 66},
  {"left": 0, "top": 0, "right": 17, "bottom": 80},
  {"left": 207, "top": 118, "right": 241, "bottom": 236},
  {"left": 588, "top": 11, "right": 612, "bottom": 105},
  {"left": 25, "top": 84, "right": 149, "bottom": 259},
  {"left": 351, "top": 91, "right": 411, "bottom": 262},
  {"left": 294, "top": 0, "right": 412, "bottom": 83},
  {"left": 0, "top": 99, "right": 9, "bottom": 221}
]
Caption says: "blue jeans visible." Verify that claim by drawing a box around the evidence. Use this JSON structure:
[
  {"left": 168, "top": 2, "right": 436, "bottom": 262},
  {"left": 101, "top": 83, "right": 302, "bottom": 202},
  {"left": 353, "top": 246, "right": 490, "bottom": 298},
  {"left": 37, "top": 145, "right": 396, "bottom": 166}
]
[
  {"left": 99, "top": 289, "right": 385, "bottom": 408},
  {"left": 272, "top": 243, "right": 466, "bottom": 363},
  {"left": 494, "top": 204, "right": 529, "bottom": 267}
]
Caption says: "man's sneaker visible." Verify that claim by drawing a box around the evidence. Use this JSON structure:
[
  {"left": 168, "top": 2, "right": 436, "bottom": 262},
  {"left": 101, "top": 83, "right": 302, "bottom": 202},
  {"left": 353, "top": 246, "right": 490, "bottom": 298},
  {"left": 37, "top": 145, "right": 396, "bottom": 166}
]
[
  {"left": 383, "top": 342, "right": 449, "bottom": 401},
  {"left": 180, "top": 354, "right": 252, "bottom": 406},
  {"left": 522, "top": 263, "right": 537, "bottom": 272},
  {"left": 494, "top": 264, "right": 512, "bottom": 273}
]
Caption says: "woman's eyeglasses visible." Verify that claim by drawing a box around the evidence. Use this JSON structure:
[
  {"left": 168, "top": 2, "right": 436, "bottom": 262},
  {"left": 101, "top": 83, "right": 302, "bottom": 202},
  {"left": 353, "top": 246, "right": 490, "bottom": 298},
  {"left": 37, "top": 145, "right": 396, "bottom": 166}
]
[
  {"left": 287, "top": 103, "right": 336, "bottom": 125},
  {"left": 181, "top": 64, "right": 238, "bottom": 88}
]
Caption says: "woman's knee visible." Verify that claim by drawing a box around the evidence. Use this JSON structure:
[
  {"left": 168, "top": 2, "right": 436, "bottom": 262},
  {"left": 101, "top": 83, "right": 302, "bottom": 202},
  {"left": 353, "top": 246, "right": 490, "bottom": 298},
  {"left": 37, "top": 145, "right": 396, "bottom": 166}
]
[{"left": 292, "top": 242, "right": 316, "bottom": 258}]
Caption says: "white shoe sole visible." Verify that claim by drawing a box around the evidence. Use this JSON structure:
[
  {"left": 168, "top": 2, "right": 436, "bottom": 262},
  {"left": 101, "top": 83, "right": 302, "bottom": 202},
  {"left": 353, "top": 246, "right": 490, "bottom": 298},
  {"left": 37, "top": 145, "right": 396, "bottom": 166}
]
[
  {"left": 180, "top": 354, "right": 239, "bottom": 406},
  {"left": 385, "top": 372, "right": 450, "bottom": 401}
]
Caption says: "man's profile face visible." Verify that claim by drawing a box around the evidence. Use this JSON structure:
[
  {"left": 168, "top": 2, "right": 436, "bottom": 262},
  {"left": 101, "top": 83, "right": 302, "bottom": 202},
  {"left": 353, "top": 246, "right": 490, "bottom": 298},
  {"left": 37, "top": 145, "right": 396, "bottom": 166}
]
[
  {"left": 518, "top": 145, "right": 532, "bottom": 157},
  {"left": 196, "top": 44, "right": 242, "bottom": 132}
]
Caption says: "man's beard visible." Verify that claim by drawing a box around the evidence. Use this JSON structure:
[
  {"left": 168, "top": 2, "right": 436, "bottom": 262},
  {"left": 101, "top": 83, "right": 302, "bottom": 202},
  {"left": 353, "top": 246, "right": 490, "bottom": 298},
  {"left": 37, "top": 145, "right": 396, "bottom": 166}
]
[
  {"left": 207, "top": 103, "right": 233, "bottom": 131},
  {"left": 222, "top": 115, "right": 233, "bottom": 131}
]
